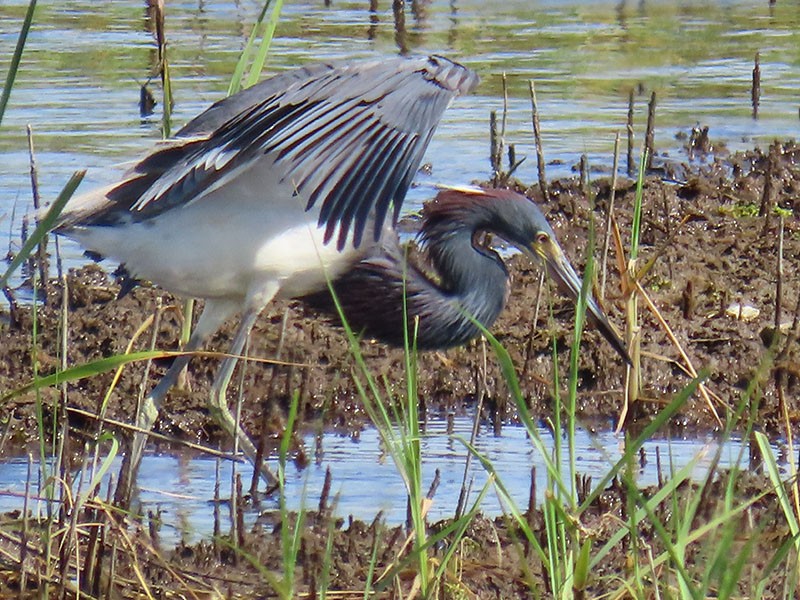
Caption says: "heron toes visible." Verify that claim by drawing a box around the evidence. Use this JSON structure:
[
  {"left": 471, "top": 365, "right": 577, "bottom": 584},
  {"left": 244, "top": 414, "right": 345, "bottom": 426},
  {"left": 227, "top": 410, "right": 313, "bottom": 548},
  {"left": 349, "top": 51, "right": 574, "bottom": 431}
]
[{"left": 207, "top": 388, "right": 279, "bottom": 488}]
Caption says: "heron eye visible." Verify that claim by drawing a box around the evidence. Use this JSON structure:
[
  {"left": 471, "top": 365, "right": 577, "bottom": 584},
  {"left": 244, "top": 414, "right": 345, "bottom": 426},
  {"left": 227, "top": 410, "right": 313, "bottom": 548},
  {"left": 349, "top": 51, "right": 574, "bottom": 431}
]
[{"left": 536, "top": 232, "right": 549, "bottom": 245}]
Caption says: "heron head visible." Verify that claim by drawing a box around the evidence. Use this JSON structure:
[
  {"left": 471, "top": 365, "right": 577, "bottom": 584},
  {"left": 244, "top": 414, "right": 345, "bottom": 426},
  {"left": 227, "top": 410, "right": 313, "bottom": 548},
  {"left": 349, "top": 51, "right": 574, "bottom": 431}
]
[{"left": 427, "top": 186, "right": 630, "bottom": 363}]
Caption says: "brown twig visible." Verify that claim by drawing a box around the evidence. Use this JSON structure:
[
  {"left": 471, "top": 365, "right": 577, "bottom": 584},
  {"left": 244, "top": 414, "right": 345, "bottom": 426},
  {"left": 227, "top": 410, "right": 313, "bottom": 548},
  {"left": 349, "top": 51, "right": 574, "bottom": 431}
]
[
  {"left": 235, "top": 473, "right": 246, "bottom": 549},
  {"left": 19, "top": 454, "right": 32, "bottom": 595},
  {"left": 213, "top": 454, "right": 221, "bottom": 545},
  {"left": 752, "top": 51, "right": 761, "bottom": 120},
  {"left": 500, "top": 71, "right": 508, "bottom": 162},
  {"left": 529, "top": 80, "right": 549, "bottom": 200},
  {"left": 600, "top": 132, "right": 621, "bottom": 301},
  {"left": 27, "top": 124, "right": 48, "bottom": 292},
  {"left": 644, "top": 91, "right": 657, "bottom": 171},
  {"left": 319, "top": 466, "right": 332, "bottom": 514},
  {"left": 489, "top": 110, "right": 500, "bottom": 181},
  {"left": 626, "top": 89, "right": 635, "bottom": 176},
  {"left": 66, "top": 405, "right": 240, "bottom": 459},
  {"left": 775, "top": 215, "right": 784, "bottom": 330},
  {"left": 635, "top": 280, "right": 723, "bottom": 426}
]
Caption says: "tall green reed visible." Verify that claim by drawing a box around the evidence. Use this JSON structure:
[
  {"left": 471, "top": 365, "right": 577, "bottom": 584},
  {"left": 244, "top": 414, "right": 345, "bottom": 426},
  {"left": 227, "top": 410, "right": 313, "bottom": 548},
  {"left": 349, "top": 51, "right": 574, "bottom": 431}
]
[
  {"left": 0, "top": 0, "right": 36, "bottom": 128},
  {"left": 228, "top": 0, "right": 284, "bottom": 96}
]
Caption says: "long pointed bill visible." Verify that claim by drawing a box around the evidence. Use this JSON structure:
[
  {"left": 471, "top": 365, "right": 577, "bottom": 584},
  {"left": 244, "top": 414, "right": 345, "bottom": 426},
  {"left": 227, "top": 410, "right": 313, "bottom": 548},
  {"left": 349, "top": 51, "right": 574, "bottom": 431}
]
[{"left": 532, "top": 241, "right": 632, "bottom": 365}]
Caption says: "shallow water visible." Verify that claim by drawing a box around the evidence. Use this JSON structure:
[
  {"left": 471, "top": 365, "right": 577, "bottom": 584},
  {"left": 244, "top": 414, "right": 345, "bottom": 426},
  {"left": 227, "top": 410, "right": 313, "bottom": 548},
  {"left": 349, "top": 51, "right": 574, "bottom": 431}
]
[
  {"left": 1, "top": 0, "right": 799, "bottom": 285},
  {"left": 0, "top": 416, "right": 778, "bottom": 545}
]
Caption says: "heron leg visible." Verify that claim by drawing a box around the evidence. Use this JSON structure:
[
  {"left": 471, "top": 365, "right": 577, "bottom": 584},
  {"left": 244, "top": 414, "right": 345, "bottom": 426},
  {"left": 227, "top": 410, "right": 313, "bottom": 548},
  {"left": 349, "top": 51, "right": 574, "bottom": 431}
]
[
  {"left": 117, "top": 299, "right": 239, "bottom": 504},
  {"left": 207, "top": 302, "right": 279, "bottom": 487}
]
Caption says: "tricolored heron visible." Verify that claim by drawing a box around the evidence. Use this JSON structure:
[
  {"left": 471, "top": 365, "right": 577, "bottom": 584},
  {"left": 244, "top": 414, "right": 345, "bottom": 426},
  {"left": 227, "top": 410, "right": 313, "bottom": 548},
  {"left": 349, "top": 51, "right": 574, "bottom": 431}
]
[{"left": 55, "top": 56, "right": 628, "bottom": 491}]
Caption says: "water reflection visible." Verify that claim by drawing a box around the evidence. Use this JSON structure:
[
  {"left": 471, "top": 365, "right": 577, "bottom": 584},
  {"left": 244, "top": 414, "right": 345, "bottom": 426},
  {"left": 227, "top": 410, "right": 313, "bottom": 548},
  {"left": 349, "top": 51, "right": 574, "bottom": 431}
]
[
  {"left": 0, "top": 417, "right": 780, "bottom": 546},
  {"left": 393, "top": 0, "right": 408, "bottom": 55}
]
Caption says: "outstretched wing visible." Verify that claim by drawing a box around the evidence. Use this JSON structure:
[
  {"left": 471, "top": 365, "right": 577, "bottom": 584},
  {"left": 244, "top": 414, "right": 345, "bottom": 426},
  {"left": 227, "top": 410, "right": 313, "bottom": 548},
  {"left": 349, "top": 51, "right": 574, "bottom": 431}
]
[{"left": 68, "top": 55, "right": 478, "bottom": 250}]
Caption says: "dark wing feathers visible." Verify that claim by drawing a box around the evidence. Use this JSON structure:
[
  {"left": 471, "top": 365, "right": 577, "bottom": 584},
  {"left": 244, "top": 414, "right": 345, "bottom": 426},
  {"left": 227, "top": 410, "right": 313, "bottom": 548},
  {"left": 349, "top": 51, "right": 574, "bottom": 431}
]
[
  {"left": 78, "top": 55, "right": 479, "bottom": 248},
  {"left": 334, "top": 126, "right": 404, "bottom": 247}
]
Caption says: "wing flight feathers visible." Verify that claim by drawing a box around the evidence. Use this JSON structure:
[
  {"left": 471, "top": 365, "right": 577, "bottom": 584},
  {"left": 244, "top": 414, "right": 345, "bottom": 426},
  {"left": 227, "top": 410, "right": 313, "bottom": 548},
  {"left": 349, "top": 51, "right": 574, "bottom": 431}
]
[{"left": 64, "top": 56, "right": 479, "bottom": 248}]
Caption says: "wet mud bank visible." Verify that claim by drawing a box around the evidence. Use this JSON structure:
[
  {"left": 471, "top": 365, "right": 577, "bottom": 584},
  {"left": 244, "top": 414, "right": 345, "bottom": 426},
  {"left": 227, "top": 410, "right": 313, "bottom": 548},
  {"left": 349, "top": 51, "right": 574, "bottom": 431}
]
[
  {"left": 1, "top": 141, "right": 799, "bottom": 597},
  {"left": 2, "top": 141, "right": 799, "bottom": 448}
]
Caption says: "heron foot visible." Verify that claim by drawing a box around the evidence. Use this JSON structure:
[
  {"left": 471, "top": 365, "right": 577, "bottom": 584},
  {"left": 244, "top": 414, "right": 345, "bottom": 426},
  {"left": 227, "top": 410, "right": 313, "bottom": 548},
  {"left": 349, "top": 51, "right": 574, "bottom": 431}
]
[{"left": 208, "top": 373, "right": 279, "bottom": 488}]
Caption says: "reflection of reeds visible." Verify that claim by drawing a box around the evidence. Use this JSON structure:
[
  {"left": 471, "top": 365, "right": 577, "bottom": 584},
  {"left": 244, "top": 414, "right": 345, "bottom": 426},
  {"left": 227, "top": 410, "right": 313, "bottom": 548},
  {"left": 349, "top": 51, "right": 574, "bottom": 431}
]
[
  {"left": 392, "top": 0, "right": 408, "bottom": 56},
  {"left": 147, "top": 0, "right": 173, "bottom": 136}
]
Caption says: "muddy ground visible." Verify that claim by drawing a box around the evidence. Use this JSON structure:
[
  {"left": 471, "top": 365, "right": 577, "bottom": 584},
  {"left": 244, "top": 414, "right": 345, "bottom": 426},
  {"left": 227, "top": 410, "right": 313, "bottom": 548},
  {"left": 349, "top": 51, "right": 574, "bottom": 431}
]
[{"left": 1, "top": 140, "right": 799, "bottom": 596}]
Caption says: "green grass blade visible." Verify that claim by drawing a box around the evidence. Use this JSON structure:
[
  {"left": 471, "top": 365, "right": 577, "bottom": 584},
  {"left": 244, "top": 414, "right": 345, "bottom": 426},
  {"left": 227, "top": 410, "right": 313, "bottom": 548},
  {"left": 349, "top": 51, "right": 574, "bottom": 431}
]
[
  {"left": 228, "top": 0, "right": 283, "bottom": 96},
  {"left": 279, "top": 392, "right": 303, "bottom": 598},
  {"left": 245, "top": 0, "right": 284, "bottom": 89},
  {"left": 0, "top": 169, "right": 84, "bottom": 289},
  {"left": 567, "top": 198, "right": 595, "bottom": 507},
  {"left": 623, "top": 478, "right": 700, "bottom": 597},
  {"left": 578, "top": 371, "right": 704, "bottom": 513},
  {"left": 432, "top": 480, "right": 493, "bottom": 582},
  {"left": 217, "top": 537, "right": 284, "bottom": 593},
  {"left": 372, "top": 485, "right": 492, "bottom": 592},
  {"left": 81, "top": 431, "right": 119, "bottom": 501},
  {"left": 227, "top": 18, "right": 263, "bottom": 95},
  {"left": 629, "top": 147, "right": 647, "bottom": 261},
  {"left": 602, "top": 466, "right": 772, "bottom": 597},
  {"left": 472, "top": 321, "right": 573, "bottom": 500},
  {"left": 161, "top": 56, "right": 172, "bottom": 138},
  {"left": 2, "top": 350, "right": 177, "bottom": 402},
  {"left": 362, "top": 522, "right": 382, "bottom": 598},
  {"left": 713, "top": 522, "right": 756, "bottom": 599},
  {"left": 0, "top": 0, "right": 37, "bottom": 127},
  {"left": 756, "top": 431, "right": 800, "bottom": 537},
  {"left": 573, "top": 538, "right": 591, "bottom": 594},
  {"left": 754, "top": 534, "right": 800, "bottom": 597},
  {"left": 457, "top": 435, "right": 550, "bottom": 566}
]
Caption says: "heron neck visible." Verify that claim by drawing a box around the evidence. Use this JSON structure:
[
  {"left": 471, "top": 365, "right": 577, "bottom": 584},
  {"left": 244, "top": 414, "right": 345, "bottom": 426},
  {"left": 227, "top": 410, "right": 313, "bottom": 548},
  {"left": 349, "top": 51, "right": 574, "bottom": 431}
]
[{"left": 411, "top": 211, "right": 509, "bottom": 348}]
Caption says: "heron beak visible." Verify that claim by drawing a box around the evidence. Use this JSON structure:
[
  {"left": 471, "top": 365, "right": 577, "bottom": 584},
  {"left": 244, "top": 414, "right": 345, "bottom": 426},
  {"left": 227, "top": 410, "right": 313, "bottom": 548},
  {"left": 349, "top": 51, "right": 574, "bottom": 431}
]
[{"left": 530, "top": 239, "right": 632, "bottom": 365}]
